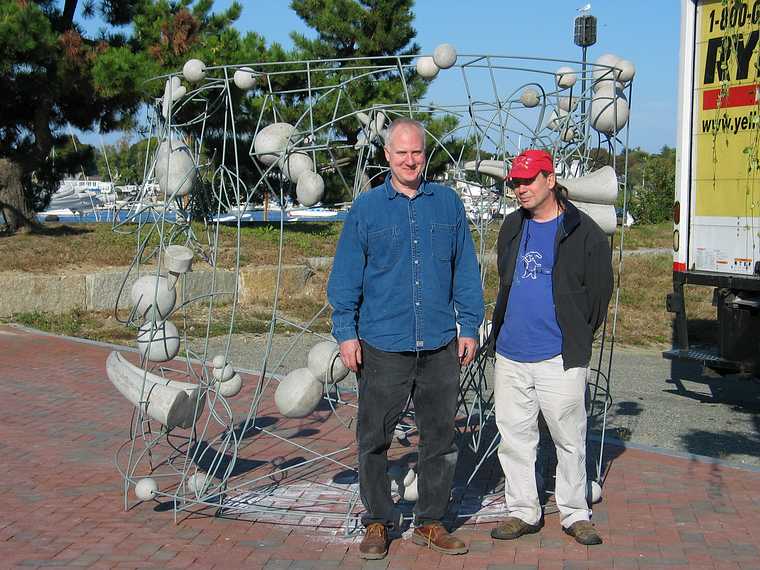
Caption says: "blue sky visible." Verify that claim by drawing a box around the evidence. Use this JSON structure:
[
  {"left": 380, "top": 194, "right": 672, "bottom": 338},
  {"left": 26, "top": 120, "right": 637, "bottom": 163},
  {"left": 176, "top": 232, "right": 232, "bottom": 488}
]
[
  {"left": 225, "top": 0, "right": 681, "bottom": 152},
  {"left": 82, "top": 1, "right": 681, "bottom": 153}
]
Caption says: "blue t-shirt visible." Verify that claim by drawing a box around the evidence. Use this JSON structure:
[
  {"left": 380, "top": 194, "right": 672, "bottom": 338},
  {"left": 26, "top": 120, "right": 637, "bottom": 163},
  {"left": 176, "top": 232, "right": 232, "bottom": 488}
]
[{"left": 496, "top": 214, "right": 563, "bottom": 362}]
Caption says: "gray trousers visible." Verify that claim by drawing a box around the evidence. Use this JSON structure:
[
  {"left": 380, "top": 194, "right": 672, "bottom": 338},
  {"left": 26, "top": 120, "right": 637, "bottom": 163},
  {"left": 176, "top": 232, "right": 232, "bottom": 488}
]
[
  {"left": 493, "top": 353, "right": 591, "bottom": 528},
  {"left": 357, "top": 339, "right": 460, "bottom": 527}
]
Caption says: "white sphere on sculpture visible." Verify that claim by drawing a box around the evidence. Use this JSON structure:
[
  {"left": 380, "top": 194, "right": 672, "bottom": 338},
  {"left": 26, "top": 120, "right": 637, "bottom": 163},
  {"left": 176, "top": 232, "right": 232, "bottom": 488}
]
[
  {"left": 307, "top": 340, "right": 350, "bottom": 384},
  {"left": 593, "top": 78, "right": 625, "bottom": 93},
  {"left": 590, "top": 85, "right": 630, "bottom": 134},
  {"left": 587, "top": 479, "right": 603, "bottom": 504},
  {"left": 155, "top": 140, "right": 196, "bottom": 198},
  {"left": 520, "top": 88, "right": 540, "bottom": 108},
  {"left": 182, "top": 59, "right": 206, "bottom": 83},
  {"left": 560, "top": 126, "right": 576, "bottom": 143},
  {"left": 254, "top": 123, "right": 296, "bottom": 166},
  {"left": 558, "top": 95, "right": 578, "bottom": 112},
  {"left": 164, "top": 245, "right": 193, "bottom": 275},
  {"left": 555, "top": 66, "right": 577, "bottom": 89},
  {"left": 218, "top": 373, "right": 243, "bottom": 397},
  {"left": 354, "top": 131, "right": 369, "bottom": 150},
  {"left": 402, "top": 470, "right": 418, "bottom": 502},
  {"left": 135, "top": 477, "right": 158, "bottom": 501},
  {"left": 131, "top": 275, "right": 176, "bottom": 321},
  {"left": 161, "top": 77, "right": 186, "bottom": 119},
  {"left": 211, "top": 354, "right": 226, "bottom": 369},
  {"left": 213, "top": 363, "right": 235, "bottom": 382},
  {"left": 416, "top": 56, "right": 439, "bottom": 80},
  {"left": 186, "top": 472, "right": 207, "bottom": 495},
  {"left": 281, "top": 152, "right": 314, "bottom": 183},
  {"left": 274, "top": 368, "right": 323, "bottom": 418},
  {"left": 164, "top": 76, "right": 186, "bottom": 102},
  {"left": 233, "top": 67, "right": 257, "bottom": 90},
  {"left": 388, "top": 465, "right": 402, "bottom": 492},
  {"left": 296, "top": 171, "right": 324, "bottom": 207},
  {"left": 615, "top": 59, "right": 636, "bottom": 83},
  {"left": 137, "top": 320, "right": 180, "bottom": 362},
  {"left": 547, "top": 108, "right": 570, "bottom": 132},
  {"left": 374, "top": 112, "right": 387, "bottom": 135},
  {"left": 592, "top": 53, "right": 620, "bottom": 83},
  {"left": 433, "top": 43, "right": 457, "bottom": 69}
]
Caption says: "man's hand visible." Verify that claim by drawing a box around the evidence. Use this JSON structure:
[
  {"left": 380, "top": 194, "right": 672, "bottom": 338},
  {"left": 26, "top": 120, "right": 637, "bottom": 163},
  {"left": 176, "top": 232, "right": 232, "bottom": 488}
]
[
  {"left": 338, "top": 339, "right": 363, "bottom": 373},
  {"left": 458, "top": 337, "right": 477, "bottom": 367}
]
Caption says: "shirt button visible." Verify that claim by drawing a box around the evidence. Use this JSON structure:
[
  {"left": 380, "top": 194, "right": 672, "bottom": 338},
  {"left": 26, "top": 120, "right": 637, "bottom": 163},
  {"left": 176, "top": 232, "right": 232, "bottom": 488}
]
[
  {"left": 416, "top": 302, "right": 420, "bottom": 306},
  {"left": 415, "top": 281, "right": 419, "bottom": 285},
  {"left": 414, "top": 240, "right": 418, "bottom": 244},
  {"left": 414, "top": 260, "right": 419, "bottom": 264}
]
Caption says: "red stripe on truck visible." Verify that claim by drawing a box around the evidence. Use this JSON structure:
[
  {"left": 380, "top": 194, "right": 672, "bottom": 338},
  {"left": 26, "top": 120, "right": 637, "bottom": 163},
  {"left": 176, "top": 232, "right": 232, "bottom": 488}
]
[
  {"left": 673, "top": 262, "right": 687, "bottom": 272},
  {"left": 703, "top": 84, "right": 758, "bottom": 110}
]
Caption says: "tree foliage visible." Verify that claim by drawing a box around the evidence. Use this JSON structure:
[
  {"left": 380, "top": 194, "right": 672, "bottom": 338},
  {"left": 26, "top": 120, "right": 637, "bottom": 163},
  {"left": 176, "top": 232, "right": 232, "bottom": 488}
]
[
  {"left": 283, "top": 0, "right": 427, "bottom": 202},
  {"left": 622, "top": 146, "right": 676, "bottom": 225},
  {"left": 0, "top": 0, "right": 248, "bottom": 232},
  {"left": 2, "top": 0, "right": 481, "bottom": 225}
]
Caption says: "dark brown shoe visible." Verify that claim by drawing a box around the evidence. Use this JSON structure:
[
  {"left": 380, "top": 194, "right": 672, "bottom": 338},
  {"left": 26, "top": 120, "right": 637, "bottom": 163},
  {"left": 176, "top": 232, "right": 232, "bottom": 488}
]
[
  {"left": 359, "top": 523, "right": 389, "bottom": 559},
  {"left": 564, "top": 520, "right": 603, "bottom": 545},
  {"left": 491, "top": 516, "right": 542, "bottom": 540},
  {"left": 411, "top": 522, "right": 468, "bottom": 555}
]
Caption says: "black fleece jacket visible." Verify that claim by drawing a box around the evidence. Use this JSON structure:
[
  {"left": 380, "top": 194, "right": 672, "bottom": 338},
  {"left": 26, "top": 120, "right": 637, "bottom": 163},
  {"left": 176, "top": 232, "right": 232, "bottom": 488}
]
[{"left": 486, "top": 201, "right": 614, "bottom": 370}]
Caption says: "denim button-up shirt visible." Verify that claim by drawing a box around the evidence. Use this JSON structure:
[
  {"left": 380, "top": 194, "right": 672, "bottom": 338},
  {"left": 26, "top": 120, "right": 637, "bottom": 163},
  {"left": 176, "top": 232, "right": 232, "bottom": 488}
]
[{"left": 327, "top": 175, "right": 484, "bottom": 352}]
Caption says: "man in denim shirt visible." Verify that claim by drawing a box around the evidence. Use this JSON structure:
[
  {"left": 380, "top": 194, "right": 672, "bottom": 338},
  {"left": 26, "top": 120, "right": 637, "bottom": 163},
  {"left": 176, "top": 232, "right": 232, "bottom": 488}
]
[{"left": 327, "top": 118, "right": 484, "bottom": 559}]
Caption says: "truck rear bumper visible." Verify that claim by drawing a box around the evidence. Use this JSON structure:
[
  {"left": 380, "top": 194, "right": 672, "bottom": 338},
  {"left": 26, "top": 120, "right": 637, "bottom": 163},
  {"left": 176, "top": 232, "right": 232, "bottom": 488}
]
[{"left": 662, "top": 346, "right": 745, "bottom": 374}]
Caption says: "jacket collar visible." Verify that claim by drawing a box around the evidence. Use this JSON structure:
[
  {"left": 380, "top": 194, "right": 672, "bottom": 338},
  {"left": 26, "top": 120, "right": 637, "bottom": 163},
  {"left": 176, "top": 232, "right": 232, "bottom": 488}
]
[
  {"left": 383, "top": 174, "right": 433, "bottom": 199},
  {"left": 506, "top": 200, "right": 581, "bottom": 241}
]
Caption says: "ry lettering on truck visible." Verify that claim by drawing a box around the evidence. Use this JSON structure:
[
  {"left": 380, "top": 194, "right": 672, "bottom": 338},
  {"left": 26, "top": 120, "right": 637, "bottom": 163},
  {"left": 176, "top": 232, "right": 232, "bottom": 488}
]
[
  {"left": 703, "top": 31, "right": 758, "bottom": 85},
  {"left": 701, "top": 1, "right": 760, "bottom": 113}
]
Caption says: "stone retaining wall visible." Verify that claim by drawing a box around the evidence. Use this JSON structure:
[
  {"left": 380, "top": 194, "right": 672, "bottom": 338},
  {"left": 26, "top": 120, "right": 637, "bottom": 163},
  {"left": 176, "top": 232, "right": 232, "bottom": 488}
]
[{"left": 0, "top": 264, "right": 313, "bottom": 317}]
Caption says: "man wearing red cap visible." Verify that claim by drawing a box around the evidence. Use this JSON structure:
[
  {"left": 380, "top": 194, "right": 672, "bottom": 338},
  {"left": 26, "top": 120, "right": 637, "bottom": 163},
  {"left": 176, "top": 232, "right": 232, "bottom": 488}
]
[{"left": 486, "top": 149, "right": 612, "bottom": 545}]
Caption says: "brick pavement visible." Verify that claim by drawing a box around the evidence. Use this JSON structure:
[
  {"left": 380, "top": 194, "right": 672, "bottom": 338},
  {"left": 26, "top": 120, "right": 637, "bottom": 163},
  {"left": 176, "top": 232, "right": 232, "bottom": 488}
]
[{"left": 1, "top": 324, "right": 759, "bottom": 569}]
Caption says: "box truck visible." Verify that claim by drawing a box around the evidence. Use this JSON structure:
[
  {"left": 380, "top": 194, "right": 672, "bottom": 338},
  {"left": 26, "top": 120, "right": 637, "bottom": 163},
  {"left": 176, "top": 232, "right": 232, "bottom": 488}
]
[{"left": 666, "top": 0, "right": 760, "bottom": 374}]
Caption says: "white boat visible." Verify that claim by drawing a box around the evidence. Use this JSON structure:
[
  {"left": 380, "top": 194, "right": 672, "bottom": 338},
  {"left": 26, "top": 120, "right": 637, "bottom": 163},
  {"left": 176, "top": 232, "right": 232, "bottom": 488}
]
[
  {"left": 45, "top": 178, "right": 114, "bottom": 213},
  {"left": 288, "top": 206, "right": 344, "bottom": 220}
]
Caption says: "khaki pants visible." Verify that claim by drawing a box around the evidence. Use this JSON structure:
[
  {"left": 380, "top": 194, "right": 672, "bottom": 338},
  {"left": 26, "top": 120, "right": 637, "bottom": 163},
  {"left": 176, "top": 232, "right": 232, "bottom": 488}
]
[{"left": 493, "top": 353, "right": 591, "bottom": 528}]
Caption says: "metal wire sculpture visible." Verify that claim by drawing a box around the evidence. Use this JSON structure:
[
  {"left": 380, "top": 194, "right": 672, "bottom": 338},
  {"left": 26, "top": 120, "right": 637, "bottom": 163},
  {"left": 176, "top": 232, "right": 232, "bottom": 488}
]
[{"left": 104, "top": 46, "right": 633, "bottom": 534}]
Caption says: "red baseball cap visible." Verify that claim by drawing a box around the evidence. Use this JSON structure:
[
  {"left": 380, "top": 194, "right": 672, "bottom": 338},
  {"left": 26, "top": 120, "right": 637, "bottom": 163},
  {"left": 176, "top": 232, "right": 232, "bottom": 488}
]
[{"left": 507, "top": 149, "right": 554, "bottom": 180}]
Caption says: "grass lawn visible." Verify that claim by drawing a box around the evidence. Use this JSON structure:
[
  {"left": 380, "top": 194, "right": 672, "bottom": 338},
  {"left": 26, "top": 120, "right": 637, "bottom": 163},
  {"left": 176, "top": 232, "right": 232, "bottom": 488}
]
[
  {"left": 614, "top": 221, "right": 672, "bottom": 251},
  {"left": 1, "top": 221, "right": 341, "bottom": 272},
  {"left": 4, "top": 219, "right": 711, "bottom": 349},
  {"left": 474, "top": 220, "right": 673, "bottom": 255}
]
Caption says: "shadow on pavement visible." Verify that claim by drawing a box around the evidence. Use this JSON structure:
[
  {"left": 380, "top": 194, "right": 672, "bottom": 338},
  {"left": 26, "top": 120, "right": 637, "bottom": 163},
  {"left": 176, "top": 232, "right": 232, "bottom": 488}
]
[{"left": 668, "top": 359, "right": 760, "bottom": 460}]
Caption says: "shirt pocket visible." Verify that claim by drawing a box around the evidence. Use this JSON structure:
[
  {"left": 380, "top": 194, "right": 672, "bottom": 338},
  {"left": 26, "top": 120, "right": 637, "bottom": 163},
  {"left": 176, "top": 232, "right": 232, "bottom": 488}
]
[
  {"left": 367, "top": 225, "right": 400, "bottom": 269},
  {"left": 431, "top": 223, "right": 455, "bottom": 261}
]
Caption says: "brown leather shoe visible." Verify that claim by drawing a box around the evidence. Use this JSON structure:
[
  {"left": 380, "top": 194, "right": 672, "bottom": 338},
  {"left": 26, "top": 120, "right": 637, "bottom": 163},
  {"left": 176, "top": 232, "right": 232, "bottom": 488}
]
[
  {"left": 564, "top": 520, "right": 603, "bottom": 545},
  {"left": 491, "top": 516, "right": 542, "bottom": 540},
  {"left": 359, "top": 523, "right": 389, "bottom": 559},
  {"left": 411, "top": 522, "right": 468, "bottom": 555}
]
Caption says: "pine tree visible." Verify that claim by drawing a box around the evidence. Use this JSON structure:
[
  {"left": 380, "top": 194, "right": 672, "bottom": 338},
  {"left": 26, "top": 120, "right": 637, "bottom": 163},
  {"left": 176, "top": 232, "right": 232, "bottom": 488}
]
[{"left": 0, "top": 0, "right": 255, "bottom": 233}]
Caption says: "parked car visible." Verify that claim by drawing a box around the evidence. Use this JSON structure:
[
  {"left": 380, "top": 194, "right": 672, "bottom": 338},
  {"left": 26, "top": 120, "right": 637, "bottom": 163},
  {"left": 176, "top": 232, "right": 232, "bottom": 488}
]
[{"left": 615, "top": 207, "right": 635, "bottom": 227}]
